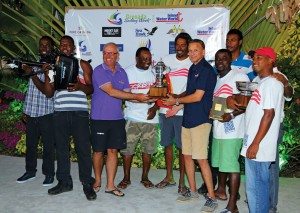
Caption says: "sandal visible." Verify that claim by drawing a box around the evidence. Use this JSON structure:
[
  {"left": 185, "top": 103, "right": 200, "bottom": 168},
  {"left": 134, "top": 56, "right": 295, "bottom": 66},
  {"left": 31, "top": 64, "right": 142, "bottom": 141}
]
[
  {"left": 140, "top": 180, "right": 154, "bottom": 189},
  {"left": 93, "top": 179, "right": 101, "bottom": 193},
  {"left": 155, "top": 179, "right": 176, "bottom": 188},
  {"left": 117, "top": 179, "right": 131, "bottom": 189},
  {"left": 178, "top": 185, "right": 189, "bottom": 194},
  {"left": 105, "top": 188, "right": 125, "bottom": 197},
  {"left": 215, "top": 191, "right": 228, "bottom": 201},
  {"left": 93, "top": 185, "right": 101, "bottom": 193}
]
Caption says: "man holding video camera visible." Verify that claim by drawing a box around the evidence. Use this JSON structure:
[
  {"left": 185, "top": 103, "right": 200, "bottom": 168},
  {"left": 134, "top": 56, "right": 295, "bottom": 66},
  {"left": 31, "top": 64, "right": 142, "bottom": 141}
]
[{"left": 17, "top": 36, "right": 55, "bottom": 187}]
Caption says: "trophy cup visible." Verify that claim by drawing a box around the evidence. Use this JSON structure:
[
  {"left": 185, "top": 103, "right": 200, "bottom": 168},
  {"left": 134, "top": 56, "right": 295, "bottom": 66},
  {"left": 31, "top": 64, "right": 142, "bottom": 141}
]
[
  {"left": 149, "top": 60, "right": 170, "bottom": 97},
  {"left": 234, "top": 81, "right": 258, "bottom": 109}
]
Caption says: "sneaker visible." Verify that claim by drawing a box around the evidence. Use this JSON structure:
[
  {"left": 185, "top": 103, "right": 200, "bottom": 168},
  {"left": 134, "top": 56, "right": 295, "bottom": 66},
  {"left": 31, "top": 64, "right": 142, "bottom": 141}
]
[
  {"left": 201, "top": 197, "right": 218, "bottom": 212},
  {"left": 17, "top": 172, "right": 36, "bottom": 183},
  {"left": 43, "top": 176, "right": 54, "bottom": 186},
  {"left": 176, "top": 189, "right": 199, "bottom": 202},
  {"left": 48, "top": 181, "right": 73, "bottom": 195},
  {"left": 83, "top": 183, "right": 97, "bottom": 201},
  {"left": 198, "top": 183, "right": 208, "bottom": 195}
]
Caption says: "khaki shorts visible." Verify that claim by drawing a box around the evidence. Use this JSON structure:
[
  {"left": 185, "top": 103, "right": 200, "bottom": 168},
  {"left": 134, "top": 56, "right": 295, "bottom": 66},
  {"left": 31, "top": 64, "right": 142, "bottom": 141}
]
[
  {"left": 120, "top": 121, "right": 158, "bottom": 155},
  {"left": 181, "top": 123, "right": 212, "bottom": 160}
]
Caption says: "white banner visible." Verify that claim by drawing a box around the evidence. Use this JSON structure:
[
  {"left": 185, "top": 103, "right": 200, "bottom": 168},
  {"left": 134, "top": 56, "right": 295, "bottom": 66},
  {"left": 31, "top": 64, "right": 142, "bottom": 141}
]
[{"left": 65, "top": 6, "right": 229, "bottom": 69}]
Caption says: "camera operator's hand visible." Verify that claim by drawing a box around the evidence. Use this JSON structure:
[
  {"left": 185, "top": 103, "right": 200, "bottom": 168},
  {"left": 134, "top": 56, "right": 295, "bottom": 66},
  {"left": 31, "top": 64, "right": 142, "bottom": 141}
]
[
  {"left": 41, "top": 63, "right": 52, "bottom": 75},
  {"left": 67, "top": 77, "right": 82, "bottom": 92},
  {"left": 21, "top": 64, "right": 33, "bottom": 75}
]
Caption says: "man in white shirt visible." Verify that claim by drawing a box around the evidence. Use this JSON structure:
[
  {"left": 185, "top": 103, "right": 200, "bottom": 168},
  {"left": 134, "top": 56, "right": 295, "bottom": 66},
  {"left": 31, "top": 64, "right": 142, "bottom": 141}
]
[
  {"left": 211, "top": 49, "right": 249, "bottom": 213},
  {"left": 117, "top": 47, "right": 159, "bottom": 189},
  {"left": 240, "top": 47, "right": 283, "bottom": 212},
  {"left": 154, "top": 33, "right": 192, "bottom": 195}
]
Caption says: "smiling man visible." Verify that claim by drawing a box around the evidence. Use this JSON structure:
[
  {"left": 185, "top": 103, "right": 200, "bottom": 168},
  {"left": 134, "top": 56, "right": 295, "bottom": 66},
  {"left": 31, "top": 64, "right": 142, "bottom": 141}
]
[
  {"left": 211, "top": 49, "right": 249, "bottom": 213},
  {"left": 155, "top": 33, "right": 192, "bottom": 194},
  {"left": 240, "top": 47, "right": 283, "bottom": 213},
  {"left": 91, "top": 43, "right": 150, "bottom": 198},
  {"left": 43, "top": 35, "right": 96, "bottom": 201},
  {"left": 163, "top": 39, "right": 217, "bottom": 212},
  {"left": 117, "top": 47, "right": 158, "bottom": 190}
]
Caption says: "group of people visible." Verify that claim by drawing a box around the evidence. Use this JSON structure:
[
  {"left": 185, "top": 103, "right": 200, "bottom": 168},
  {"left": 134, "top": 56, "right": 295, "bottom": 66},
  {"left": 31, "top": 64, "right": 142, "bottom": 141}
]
[{"left": 16, "top": 28, "right": 293, "bottom": 213}]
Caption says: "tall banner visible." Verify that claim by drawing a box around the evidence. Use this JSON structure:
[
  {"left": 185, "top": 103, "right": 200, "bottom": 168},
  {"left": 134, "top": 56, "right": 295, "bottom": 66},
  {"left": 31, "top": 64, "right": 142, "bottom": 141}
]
[{"left": 65, "top": 6, "right": 230, "bottom": 69}]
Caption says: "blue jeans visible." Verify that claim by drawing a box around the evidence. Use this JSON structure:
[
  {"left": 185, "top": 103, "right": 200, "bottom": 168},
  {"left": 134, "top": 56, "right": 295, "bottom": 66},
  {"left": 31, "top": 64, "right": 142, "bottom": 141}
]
[
  {"left": 269, "top": 123, "right": 283, "bottom": 212},
  {"left": 245, "top": 158, "right": 271, "bottom": 213}
]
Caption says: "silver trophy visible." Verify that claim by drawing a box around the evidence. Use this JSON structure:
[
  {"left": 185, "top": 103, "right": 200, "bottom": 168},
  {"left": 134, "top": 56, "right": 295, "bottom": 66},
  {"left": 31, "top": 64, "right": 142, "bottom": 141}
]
[
  {"left": 149, "top": 60, "right": 170, "bottom": 97},
  {"left": 234, "top": 81, "right": 258, "bottom": 109}
]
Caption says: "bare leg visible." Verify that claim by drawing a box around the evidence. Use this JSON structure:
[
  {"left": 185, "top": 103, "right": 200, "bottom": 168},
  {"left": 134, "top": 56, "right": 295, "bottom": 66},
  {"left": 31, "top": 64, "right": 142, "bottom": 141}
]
[
  {"left": 198, "top": 159, "right": 215, "bottom": 199},
  {"left": 215, "top": 172, "right": 228, "bottom": 199},
  {"left": 142, "top": 153, "right": 151, "bottom": 181},
  {"left": 226, "top": 173, "right": 240, "bottom": 212},
  {"left": 164, "top": 145, "right": 174, "bottom": 181},
  {"left": 178, "top": 148, "right": 186, "bottom": 187},
  {"left": 184, "top": 154, "right": 196, "bottom": 192},
  {"left": 106, "top": 149, "right": 118, "bottom": 190},
  {"left": 92, "top": 151, "right": 104, "bottom": 188},
  {"left": 121, "top": 154, "right": 133, "bottom": 181}
]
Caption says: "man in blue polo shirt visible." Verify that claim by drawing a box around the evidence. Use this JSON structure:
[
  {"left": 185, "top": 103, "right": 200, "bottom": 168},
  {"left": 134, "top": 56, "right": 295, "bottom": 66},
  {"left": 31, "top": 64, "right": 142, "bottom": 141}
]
[
  {"left": 226, "top": 29, "right": 256, "bottom": 81},
  {"left": 163, "top": 39, "right": 217, "bottom": 212}
]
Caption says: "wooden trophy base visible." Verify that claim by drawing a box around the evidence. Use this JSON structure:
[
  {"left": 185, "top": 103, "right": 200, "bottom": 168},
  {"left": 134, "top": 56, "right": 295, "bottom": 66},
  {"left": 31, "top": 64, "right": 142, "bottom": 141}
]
[
  {"left": 233, "top": 94, "right": 251, "bottom": 110},
  {"left": 149, "top": 86, "right": 168, "bottom": 98}
]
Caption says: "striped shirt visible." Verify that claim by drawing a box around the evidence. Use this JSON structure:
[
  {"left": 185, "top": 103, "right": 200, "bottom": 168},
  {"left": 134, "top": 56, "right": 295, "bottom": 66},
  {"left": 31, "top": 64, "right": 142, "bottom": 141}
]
[
  {"left": 23, "top": 68, "right": 54, "bottom": 117},
  {"left": 231, "top": 52, "right": 256, "bottom": 81},
  {"left": 54, "top": 66, "right": 88, "bottom": 112}
]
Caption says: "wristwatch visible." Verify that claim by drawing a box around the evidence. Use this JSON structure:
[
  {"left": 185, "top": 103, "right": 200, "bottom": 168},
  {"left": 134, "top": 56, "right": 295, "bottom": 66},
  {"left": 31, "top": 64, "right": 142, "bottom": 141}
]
[{"left": 175, "top": 98, "right": 180, "bottom": 106}]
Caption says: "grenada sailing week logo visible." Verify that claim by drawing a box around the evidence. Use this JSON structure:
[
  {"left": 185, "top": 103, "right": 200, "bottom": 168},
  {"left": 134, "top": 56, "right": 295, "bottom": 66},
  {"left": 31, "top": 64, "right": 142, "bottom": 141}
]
[{"left": 108, "top": 12, "right": 123, "bottom": 25}]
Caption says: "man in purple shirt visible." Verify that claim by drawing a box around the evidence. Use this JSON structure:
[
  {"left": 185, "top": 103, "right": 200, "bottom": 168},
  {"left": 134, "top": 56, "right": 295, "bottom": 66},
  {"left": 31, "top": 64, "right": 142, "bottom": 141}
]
[{"left": 91, "top": 42, "right": 149, "bottom": 197}]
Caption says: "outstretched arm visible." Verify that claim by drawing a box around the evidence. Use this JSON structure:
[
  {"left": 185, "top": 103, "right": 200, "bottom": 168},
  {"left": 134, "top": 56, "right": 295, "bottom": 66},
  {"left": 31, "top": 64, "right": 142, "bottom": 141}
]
[{"left": 101, "top": 83, "right": 149, "bottom": 102}]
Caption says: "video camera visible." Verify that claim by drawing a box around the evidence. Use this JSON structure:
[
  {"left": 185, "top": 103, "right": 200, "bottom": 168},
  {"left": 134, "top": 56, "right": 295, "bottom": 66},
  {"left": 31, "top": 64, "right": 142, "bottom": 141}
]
[{"left": 7, "top": 54, "right": 79, "bottom": 90}]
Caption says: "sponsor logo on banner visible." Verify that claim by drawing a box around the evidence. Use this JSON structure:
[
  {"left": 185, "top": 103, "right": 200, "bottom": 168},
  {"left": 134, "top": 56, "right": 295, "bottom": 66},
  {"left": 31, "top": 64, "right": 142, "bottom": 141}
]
[
  {"left": 100, "top": 44, "right": 124, "bottom": 52},
  {"left": 169, "top": 41, "right": 175, "bottom": 54},
  {"left": 167, "top": 25, "right": 186, "bottom": 37},
  {"left": 78, "top": 40, "right": 92, "bottom": 56},
  {"left": 124, "top": 14, "right": 151, "bottom": 24},
  {"left": 197, "top": 27, "right": 218, "bottom": 35},
  {"left": 108, "top": 12, "right": 123, "bottom": 25},
  {"left": 156, "top": 12, "right": 183, "bottom": 23},
  {"left": 139, "top": 39, "right": 152, "bottom": 50},
  {"left": 102, "top": 27, "right": 121, "bottom": 37},
  {"left": 68, "top": 27, "right": 91, "bottom": 36},
  {"left": 135, "top": 26, "right": 158, "bottom": 37}
]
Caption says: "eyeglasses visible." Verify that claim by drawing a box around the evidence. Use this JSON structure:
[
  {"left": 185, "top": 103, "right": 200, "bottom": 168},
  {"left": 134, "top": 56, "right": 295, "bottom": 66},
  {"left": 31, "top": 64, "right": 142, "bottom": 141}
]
[{"left": 103, "top": 51, "right": 118, "bottom": 56}]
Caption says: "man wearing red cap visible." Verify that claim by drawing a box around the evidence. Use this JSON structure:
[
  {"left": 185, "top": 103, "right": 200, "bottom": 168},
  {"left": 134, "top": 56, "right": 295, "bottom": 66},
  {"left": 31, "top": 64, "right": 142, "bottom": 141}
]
[{"left": 240, "top": 47, "right": 284, "bottom": 213}]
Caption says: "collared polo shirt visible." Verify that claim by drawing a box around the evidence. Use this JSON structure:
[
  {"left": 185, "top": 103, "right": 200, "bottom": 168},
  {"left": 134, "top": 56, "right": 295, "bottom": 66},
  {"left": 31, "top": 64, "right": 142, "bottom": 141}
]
[
  {"left": 91, "top": 63, "right": 130, "bottom": 120},
  {"left": 182, "top": 58, "right": 217, "bottom": 128}
]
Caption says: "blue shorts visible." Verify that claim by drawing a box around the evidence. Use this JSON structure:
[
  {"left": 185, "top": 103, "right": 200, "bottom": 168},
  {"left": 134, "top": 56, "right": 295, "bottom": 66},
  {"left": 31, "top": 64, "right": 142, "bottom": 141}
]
[{"left": 159, "top": 113, "right": 183, "bottom": 149}]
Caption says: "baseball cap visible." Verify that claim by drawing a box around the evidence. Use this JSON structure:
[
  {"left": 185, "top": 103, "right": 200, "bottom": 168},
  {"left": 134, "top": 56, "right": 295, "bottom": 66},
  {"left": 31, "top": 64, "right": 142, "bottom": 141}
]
[{"left": 255, "top": 47, "right": 276, "bottom": 61}]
